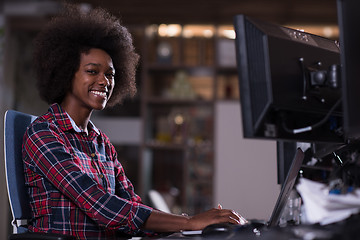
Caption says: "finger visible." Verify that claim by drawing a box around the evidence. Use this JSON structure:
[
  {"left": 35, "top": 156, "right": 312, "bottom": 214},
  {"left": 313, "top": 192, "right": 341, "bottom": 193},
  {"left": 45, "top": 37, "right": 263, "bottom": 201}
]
[
  {"left": 232, "top": 210, "right": 248, "bottom": 225},
  {"left": 239, "top": 216, "right": 248, "bottom": 225},
  {"left": 229, "top": 216, "right": 240, "bottom": 224}
]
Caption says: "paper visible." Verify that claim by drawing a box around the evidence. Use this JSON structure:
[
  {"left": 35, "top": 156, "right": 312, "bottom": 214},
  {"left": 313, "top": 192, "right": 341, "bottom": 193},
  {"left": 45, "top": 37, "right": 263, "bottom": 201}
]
[{"left": 296, "top": 178, "right": 360, "bottom": 225}]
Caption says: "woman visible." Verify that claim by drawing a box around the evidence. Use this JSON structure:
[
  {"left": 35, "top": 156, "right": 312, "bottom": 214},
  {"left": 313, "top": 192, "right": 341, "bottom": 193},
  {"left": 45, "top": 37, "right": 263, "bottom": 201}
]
[{"left": 23, "top": 4, "right": 244, "bottom": 239}]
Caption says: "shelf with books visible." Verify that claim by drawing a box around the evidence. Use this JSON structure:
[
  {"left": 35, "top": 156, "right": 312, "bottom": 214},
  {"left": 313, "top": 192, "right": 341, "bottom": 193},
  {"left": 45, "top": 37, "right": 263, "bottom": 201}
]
[{"left": 139, "top": 24, "right": 237, "bottom": 214}]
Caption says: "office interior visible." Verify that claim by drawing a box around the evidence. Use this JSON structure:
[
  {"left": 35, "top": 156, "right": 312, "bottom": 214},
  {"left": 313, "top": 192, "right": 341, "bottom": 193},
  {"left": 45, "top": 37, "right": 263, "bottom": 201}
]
[{"left": 0, "top": 0, "right": 343, "bottom": 239}]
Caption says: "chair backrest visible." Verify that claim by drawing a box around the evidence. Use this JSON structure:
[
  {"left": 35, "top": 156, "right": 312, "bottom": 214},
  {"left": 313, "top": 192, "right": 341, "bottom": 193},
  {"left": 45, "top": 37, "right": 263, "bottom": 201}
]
[{"left": 4, "top": 110, "right": 37, "bottom": 233}]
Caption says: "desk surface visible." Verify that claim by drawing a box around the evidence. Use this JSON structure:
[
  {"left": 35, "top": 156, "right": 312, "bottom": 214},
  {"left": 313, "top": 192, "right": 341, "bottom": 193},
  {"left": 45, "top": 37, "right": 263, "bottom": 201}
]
[
  {"left": 128, "top": 214, "right": 360, "bottom": 240},
  {"left": 137, "top": 224, "right": 344, "bottom": 240}
]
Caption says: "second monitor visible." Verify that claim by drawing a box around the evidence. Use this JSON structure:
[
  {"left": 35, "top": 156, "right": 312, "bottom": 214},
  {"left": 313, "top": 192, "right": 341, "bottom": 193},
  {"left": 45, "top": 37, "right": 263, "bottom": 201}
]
[{"left": 234, "top": 15, "right": 342, "bottom": 143}]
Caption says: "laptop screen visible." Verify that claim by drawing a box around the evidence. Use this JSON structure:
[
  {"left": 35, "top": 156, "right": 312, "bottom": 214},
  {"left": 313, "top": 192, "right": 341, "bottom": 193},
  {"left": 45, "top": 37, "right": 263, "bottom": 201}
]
[{"left": 268, "top": 148, "right": 304, "bottom": 227}]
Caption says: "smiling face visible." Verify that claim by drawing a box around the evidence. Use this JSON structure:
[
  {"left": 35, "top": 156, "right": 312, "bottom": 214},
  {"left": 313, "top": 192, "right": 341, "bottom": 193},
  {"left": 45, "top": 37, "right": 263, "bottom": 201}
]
[{"left": 62, "top": 48, "right": 115, "bottom": 113}]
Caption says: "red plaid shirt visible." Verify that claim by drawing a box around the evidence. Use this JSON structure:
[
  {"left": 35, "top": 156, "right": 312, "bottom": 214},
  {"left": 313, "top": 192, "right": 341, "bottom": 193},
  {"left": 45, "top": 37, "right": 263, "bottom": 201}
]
[{"left": 22, "top": 103, "right": 153, "bottom": 239}]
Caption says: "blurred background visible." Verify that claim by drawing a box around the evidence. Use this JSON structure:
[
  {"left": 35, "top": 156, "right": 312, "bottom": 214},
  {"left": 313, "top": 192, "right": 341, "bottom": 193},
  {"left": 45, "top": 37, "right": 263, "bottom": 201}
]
[{"left": 0, "top": 0, "right": 339, "bottom": 238}]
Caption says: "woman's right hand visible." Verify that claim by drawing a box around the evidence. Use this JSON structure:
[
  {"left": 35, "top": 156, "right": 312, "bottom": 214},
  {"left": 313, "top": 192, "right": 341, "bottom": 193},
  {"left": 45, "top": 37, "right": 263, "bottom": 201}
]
[
  {"left": 143, "top": 206, "right": 247, "bottom": 232},
  {"left": 185, "top": 207, "right": 247, "bottom": 231}
]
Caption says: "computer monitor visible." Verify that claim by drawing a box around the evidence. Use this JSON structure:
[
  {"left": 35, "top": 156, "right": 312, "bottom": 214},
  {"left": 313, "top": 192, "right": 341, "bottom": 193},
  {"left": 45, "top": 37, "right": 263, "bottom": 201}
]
[
  {"left": 233, "top": 14, "right": 343, "bottom": 143},
  {"left": 337, "top": 0, "right": 360, "bottom": 141}
]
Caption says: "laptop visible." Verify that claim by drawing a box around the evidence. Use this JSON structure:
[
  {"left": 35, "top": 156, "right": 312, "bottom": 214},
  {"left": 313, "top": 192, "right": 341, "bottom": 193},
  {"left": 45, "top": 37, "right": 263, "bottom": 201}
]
[
  {"left": 267, "top": 147, "right": 304, "bottom": 227},
  {"left": 182, "top": 147, "right": 305, "bottom": 236}
]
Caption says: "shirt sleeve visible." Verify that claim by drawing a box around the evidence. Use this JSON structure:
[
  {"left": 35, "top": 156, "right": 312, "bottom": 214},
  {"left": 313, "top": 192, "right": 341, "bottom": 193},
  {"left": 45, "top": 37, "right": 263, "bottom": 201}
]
[{"left": 23, "top": 121, "right": 152, "bottom": 234}]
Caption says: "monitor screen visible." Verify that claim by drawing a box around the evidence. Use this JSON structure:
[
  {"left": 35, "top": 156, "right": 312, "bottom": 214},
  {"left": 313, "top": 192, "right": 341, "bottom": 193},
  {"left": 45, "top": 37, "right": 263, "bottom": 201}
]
[
  {"left": 337, "top": 0, "right": 360, "bottom": 141},
  {"left": 233, "top": 14, "right": 343, "bottom": 143}
]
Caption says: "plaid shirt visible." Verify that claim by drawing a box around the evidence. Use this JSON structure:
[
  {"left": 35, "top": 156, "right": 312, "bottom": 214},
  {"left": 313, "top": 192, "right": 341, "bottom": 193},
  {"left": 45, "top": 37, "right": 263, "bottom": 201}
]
[{"left": 22, "top": 103, "right": 153, "bottom": 239}]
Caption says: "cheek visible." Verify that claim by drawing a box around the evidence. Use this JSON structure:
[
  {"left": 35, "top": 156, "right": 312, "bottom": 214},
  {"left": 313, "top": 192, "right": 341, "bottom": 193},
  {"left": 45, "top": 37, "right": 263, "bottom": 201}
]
[
  {"left": 71, "top": 72, "right": 86, "bottom": 91},
  {"left": 108, "top": 83, "right": 115, "bottom": 99},
  {"left": 110, "top": 80, "right": 115, "bottom": 92}
]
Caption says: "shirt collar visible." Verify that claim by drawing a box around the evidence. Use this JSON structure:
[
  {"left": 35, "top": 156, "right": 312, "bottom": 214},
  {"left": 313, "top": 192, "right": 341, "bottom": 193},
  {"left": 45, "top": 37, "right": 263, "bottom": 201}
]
[{"left": 49, "top": 103, "right": 100, "bottom": 135}]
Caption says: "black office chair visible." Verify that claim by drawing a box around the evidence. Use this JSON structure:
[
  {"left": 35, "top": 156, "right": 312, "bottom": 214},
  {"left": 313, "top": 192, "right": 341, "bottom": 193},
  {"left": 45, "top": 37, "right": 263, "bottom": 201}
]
[{"left": 4, "top": 110, "right": 75, "bottom": 240}]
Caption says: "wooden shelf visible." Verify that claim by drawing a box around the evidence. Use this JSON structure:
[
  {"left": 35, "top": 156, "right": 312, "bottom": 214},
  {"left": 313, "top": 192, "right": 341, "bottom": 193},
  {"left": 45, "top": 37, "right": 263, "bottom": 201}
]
[
  {"left": 139, "top": 24, "right": 238, "bottom": 214},
  {"left": 145, "top": 142, "right": 187, "bottom": 150},
  {"left": 147, "top": 64, "right": 216, "bottom": 71},
  {"left": 216, "top": 66, "right": 238, "bottom": 73},
  {"left": 146, "top": 97, "right": 214, "bottom": 105}
]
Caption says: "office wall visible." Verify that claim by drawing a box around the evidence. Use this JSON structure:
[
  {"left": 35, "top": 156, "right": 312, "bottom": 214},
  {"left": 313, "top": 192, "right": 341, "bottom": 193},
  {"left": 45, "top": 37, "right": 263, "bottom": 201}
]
[
  {"left": 1, "top": 7, "right": 12, "bottom": 239},
  {"left": 214, "top": 101, "right": 280, "bottom": 220}
]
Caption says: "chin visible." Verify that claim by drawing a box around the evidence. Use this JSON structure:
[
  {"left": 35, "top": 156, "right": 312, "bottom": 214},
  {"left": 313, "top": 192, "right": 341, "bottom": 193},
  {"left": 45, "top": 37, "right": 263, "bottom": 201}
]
[
  {"left": 96, "top": 105, "right": 106, "bottom": 111},
  {"left": 91, "top": 103, "right": 107, "bottom": 111},
  {"left": 94, "top": 100, "right": 108, "bottom": 110}
]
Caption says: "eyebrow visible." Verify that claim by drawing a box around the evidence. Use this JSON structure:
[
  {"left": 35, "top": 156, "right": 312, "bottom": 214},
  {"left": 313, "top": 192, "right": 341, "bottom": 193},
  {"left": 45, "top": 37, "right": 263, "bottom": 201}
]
[{"left": 84, "top": 63, "right": 114, "bottom": 72}]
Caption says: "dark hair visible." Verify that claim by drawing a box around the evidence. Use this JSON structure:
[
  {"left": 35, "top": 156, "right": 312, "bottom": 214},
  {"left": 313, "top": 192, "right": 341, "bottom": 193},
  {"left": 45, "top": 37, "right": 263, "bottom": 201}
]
[{"left": 33, "top": 4, "right": 138, "bottom": 107}]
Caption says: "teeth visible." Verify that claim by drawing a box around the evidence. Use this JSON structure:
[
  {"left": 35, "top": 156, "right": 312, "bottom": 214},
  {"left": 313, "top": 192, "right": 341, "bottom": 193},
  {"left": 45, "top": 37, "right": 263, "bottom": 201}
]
[{"left": 91, "top": 91, "right": 107, "bottom": 97}]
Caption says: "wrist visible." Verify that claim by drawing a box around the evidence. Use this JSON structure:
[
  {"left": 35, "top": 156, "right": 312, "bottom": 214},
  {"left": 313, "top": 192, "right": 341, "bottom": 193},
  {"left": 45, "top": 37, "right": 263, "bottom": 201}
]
[{"left": 181, "top": 213, "right": 191, "bottom": 230}]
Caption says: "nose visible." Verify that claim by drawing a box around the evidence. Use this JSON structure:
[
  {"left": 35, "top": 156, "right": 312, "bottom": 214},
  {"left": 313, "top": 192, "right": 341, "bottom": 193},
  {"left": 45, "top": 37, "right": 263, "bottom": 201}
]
[{"left": 98, "top": 74, "right": 111, "bottom": 87}]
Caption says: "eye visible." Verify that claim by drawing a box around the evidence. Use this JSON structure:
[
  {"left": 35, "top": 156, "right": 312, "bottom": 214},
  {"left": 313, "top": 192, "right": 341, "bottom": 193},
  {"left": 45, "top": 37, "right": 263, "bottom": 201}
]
[
  {"left": 86, "top": 69, "right": 98, "bottom": 75},
  {"left": 105, "top": 72, "right": 115, "bottom": 79}
]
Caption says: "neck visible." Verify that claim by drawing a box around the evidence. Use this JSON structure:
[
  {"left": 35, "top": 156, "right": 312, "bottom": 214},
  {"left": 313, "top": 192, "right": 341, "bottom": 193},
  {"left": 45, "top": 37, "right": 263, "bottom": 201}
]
[{"left": 61, "top": 103, "right": 92, "bottom": 131}]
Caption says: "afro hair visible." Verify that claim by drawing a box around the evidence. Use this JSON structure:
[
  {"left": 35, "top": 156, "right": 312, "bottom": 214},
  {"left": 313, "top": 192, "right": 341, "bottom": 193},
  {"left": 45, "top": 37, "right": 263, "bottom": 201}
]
[{"left": 33, "top": 3, "right": 139, "bottom": 107}]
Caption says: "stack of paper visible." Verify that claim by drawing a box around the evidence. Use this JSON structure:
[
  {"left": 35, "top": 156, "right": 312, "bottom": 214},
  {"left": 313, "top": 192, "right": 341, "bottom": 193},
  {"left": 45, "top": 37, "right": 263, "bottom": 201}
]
[{"left": 296, "top": 178, "right": 360, "bottom": 225}]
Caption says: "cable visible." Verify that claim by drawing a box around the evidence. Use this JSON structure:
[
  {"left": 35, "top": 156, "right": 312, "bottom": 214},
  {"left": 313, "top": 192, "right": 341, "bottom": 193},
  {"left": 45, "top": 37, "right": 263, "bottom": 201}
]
[{"left": 282, "top": 98, "right": 342, "bottom": 135}]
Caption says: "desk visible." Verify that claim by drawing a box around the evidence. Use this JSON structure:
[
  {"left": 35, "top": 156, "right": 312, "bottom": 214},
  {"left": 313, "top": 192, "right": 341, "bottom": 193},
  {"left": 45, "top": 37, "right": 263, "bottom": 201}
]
[
  {"left": 138, "top": 229, "right": 297, "bottom": 239},
  {"left": 126, "top": 213, "right": 360, "bottom": 240},
  {"left": 136, "top": 223, "right": 354, "bottom": 240}
]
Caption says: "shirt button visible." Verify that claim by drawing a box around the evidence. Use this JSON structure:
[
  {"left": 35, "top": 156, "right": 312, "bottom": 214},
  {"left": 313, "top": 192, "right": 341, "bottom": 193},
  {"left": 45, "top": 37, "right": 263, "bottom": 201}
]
[
  {"left": 91, "top": 153, "right": 95, "bottom": 158},
  {"left": 100, "top": 174, "right": 104, "bottom": 178}
]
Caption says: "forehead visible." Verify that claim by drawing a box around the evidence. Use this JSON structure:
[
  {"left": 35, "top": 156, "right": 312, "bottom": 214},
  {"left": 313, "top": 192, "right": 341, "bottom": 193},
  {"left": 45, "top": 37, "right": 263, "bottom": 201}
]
[{"left": 80, "top": 48, "right": 114, "bottom": 68}]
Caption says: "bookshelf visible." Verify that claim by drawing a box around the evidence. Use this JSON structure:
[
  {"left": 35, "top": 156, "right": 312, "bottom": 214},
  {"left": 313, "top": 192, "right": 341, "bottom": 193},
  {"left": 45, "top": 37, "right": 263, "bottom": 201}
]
[{"left": 137, "top": 24, "right": 239, "bottom": 215}]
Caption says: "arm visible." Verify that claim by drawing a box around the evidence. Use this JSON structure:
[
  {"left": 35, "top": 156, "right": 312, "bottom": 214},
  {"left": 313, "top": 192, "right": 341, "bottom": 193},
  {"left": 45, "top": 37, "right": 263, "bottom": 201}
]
[
  {"left": 143, "top": 208, "right": 243, "bottom": 232},
  {"left": 105, "top": 135, "right": 244, "bottom": 233},
  {"left": 106, "top": 131, "right": 245, "bottom": 233}
]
